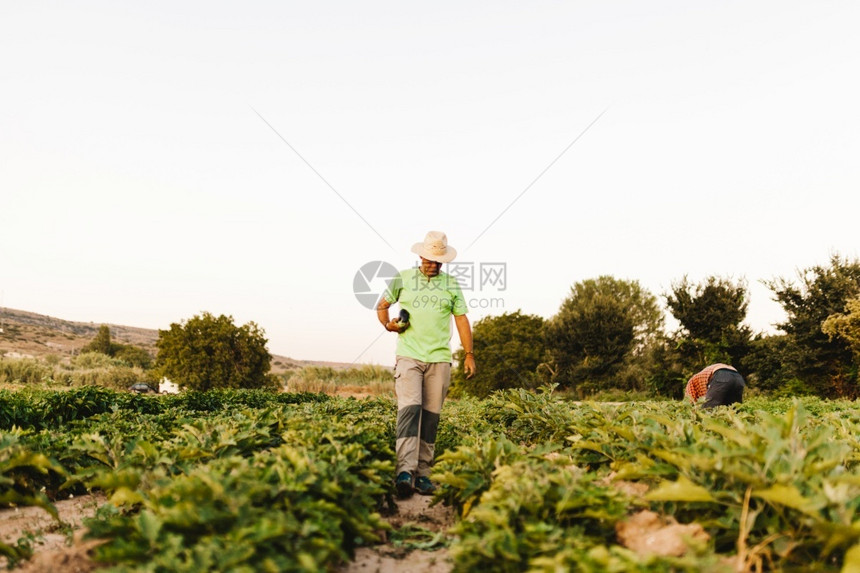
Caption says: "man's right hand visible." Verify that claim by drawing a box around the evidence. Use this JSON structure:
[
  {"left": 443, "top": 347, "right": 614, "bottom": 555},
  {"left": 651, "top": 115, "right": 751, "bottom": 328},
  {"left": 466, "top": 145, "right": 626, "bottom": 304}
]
[{"left": 385, "top": 319, "right": 408, "bottom": 333}]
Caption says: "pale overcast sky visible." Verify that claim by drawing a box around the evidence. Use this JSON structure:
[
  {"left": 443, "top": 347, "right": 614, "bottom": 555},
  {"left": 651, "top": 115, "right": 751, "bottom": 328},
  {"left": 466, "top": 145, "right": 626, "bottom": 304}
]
[{"left": 2, "top": 2, "right": 858, "bottom": 365}]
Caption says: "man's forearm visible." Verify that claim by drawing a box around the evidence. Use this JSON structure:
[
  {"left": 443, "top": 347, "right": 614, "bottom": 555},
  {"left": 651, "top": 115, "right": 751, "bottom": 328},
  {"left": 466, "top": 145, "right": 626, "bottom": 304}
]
[
  {"left": 377, "top": 298, "right": 392, "bottom": 328},
  {"left": 455, "top": 316, "right": 473, "bottom": 352},
  {"left": 377, "top": 308, "right": 390, "bottom": 327}
]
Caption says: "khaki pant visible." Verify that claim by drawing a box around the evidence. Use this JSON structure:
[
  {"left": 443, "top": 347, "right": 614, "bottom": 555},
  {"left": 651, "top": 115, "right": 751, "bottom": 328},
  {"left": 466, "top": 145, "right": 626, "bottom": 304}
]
[{"left": 394, "top": 356, "right": 451, "bottom": 477}]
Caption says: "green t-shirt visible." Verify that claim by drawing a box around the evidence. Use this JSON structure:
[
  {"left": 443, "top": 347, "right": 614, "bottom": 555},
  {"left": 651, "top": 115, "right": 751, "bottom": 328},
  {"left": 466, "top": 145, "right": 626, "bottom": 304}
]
[{"left": 384, "top": 268, "right": 468, "bottom": 363}]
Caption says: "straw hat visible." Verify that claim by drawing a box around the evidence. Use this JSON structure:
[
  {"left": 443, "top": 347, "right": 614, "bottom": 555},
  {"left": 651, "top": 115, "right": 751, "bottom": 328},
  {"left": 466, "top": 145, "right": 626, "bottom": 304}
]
[{"left": 411, "top": 231, "right": 457, "bottom": 263}]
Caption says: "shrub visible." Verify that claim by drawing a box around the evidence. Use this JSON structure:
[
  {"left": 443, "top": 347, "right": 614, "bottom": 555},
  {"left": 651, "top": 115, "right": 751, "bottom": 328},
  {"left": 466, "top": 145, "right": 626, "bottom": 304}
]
[
  {"left": 0, "top": 357, "right": 53, "bottom": 385},
  {"left": 155, "top": 313, "right": 274, "bottom": 391},
  {"left": 452, "top": 311, "right": 547, "bottom": 398},
  {"left": 73, "top": 352, "right": 128, "bottom": 369},
  {"left": 284, "top": 365, "right": 393, "bottom": 395}
]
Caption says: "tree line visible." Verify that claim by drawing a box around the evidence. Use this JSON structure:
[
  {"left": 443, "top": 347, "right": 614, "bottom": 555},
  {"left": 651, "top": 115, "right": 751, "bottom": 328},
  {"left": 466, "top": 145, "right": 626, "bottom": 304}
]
[
  {"left": 453, "top": 254, "right": 860, "bottom": 399},
  {"left": 77, "top": 254, "right": 860, "bottom": 398},
  {"left": 78, "top": 313, "right": 275, "bottom": 391}
]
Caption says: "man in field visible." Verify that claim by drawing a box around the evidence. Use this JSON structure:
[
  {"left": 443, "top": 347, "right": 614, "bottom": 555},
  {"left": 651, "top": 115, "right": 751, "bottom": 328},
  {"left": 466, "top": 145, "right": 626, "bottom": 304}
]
[
  {"left": 685, "top": 363, "right": 746, "bottom": 408},
  {"left": 376, "top": 231, "right": 476, "bottom": 498}
]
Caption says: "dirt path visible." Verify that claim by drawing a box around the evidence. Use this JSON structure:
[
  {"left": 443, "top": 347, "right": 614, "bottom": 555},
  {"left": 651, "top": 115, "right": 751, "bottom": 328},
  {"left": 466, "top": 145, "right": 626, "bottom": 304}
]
[{"left": 338, "top": 494, "right": 455, "bottom": 573}]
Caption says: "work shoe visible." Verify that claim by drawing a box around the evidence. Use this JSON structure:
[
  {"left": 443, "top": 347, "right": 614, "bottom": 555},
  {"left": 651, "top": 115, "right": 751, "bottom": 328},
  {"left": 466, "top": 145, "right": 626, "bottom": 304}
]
[
  {"left": 414, "top": 476, "right": 436, "bottom": 496},
  {"left": 395, "top": 472, "right": 414, "bottom": 498}
]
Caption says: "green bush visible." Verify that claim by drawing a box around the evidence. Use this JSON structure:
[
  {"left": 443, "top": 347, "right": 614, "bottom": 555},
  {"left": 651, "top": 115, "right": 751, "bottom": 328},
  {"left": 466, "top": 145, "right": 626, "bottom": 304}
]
[
  {"left": 0, "top": 357, "right": 53, "bottom": 385},
  {"left": 452, "top": 311, "right": 547, "bottom": 398},
  {"left": 766, "top": 254, "right": 860, "bottom": 397},
  {"left": 111, "top": 345, "right": 153, "bottom": 369},
  {"left": 73, "top": 352, "right": 129, "bottom": 369},
  {"left": 545, "top": 276, "right": 663, "bottom": 392},
  {"left": 155, "top": 313, "right": 274, "bottom": 391},
  {"left": 67, "top": 366, "right": 149, "bottom": 390}
]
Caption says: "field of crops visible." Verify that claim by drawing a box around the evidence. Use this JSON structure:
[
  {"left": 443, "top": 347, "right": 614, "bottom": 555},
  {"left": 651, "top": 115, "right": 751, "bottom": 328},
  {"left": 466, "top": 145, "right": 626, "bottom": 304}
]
[{"left": 2, "top": 386, "right": 860, "bottom": 572}]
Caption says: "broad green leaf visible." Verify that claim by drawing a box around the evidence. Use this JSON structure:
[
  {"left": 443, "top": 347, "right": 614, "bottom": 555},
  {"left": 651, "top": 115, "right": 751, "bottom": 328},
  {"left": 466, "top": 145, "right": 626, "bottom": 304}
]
[
  {"left": 566, "top": 440, "right": 608, "bottom": 454},
  {"left": 137, "top": 510, "right": 162, "bottom": 545},
  {"left": 702, "top": 420, "right": 754, "bottom": 448},
  {"left": 644, "top": 475, "right": 716, "bottom": 503},
  {"left": 649, "top": 449, "right": 693, "bottom": 471},
  {"left": 842, "top": 544, "right": 860, "bottom": 573},
  {"left": 753, "top": 484, "right": 823, "bottom": 517},
  {"left": 109, "top": 486, "right": 144, "bottom": 507},
  {"left": 608, "top": 425, "right": 635, "bottom": 442},
  {"left": 611, "top": 459, "right": 651, "bottom": 480}
]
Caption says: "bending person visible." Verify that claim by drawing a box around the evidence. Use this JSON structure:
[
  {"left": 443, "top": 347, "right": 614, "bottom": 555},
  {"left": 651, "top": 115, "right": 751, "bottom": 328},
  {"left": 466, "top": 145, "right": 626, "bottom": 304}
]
[{"left": 685, "top": 363, "right": 745, "bottom": 408}]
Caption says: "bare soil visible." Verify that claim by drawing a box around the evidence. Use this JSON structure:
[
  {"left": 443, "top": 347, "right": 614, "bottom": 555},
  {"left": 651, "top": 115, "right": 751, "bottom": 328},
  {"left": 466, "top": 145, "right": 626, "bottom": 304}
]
[
  {"left": 0, "top": 494, "right": 105, "bottom": 572},
  {"left": 338, "top": 494, "right": 455, "bottom": 573},
  {"left": 0, "top": 308, "right": 158, "bottom": 362}
]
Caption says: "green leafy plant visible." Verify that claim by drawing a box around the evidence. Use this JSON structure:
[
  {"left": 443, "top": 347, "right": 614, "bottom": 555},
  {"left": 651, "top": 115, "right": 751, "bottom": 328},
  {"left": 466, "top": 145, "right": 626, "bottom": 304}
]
[{"left": 155, "top": 312, "right": 275, "bottom": 391}]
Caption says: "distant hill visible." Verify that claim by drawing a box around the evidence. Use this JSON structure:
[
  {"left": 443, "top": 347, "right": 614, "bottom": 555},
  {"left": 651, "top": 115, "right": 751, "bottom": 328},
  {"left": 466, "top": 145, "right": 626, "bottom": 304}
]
[{"left": 0, "top": 308, "right": 353, "bottom": 374}]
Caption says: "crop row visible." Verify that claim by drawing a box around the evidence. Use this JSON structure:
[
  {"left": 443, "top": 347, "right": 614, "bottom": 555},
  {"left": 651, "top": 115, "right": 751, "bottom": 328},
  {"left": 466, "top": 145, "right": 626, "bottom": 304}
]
[
  {"left": 435, "top": 389, "right": 860, "bottom": 571},
  {"left": 4, "top": 387, "right": 860, "bottom": 571},
  {"left": 0, "top": 386, "right": 328, "bottom": 431},
  {"left": 2, "top": 390, "right": 395, "bottom": 570}
]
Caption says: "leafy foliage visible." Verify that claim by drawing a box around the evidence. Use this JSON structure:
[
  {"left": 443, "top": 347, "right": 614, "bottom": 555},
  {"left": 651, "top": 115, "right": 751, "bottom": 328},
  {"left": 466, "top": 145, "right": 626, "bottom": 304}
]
[
  {"left": 0, "top": 354, "right": 151, "bottom": 391},
  {"left": 0, "top": 386, "right": 328, "bottom": 431},
  {"left": 765, "top": 254, "right": 860, "bottom": 397},
  {"left": 155, "top": 312, "right": 275, "bottom": 391},
  {"left": 0, "top": 431, "right": 65, "bottom": 565},
  {"left": 81, "top": 325, "right": 153, "bottom": 368},
  {"left": 741, "top": 333, "right": 810, "bottom": 395},
  {"left": 81, "top": 325, "right": 113, "bottom": 355},
  {"left": 85, "top": 426, "right": 392, "bottom": 569},
  {"left": 112, "top": 345, "right": 154, "bottom": 369},
  {"left": 435, "top": 390, "right": 860, "bottom": 570},
  {"left": 666, "top": 276, "right": 749, "bottom": 344},
  {"left": 664, "top": 275, "right": 752, "bottom": 371},
  {"left": 452, "top": 310, "right": 547, "bottom": 397},
  {"left": 437, "top": 446, "right": 635, "bottom": 572},
  {"left": 7, "top": 386, "right": 860, "bottom": 570},
  {"left": 822, "top": 297, "right": 860, "bottom": 360},
  {"left": 0, "top": 357, "right": 53, "bottom": 385},
  {"left": 73, "top": 352, "right": 128, "bottom": 369},
  {"left": 545, "top": 276, "right": 662, "bottom": 393}
]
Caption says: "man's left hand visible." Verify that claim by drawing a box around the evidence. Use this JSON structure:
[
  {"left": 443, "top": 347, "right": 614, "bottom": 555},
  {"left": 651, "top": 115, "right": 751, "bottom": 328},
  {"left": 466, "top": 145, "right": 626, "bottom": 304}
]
[{"left": 464, "top": 354, "right": 476, "bottom": 379}]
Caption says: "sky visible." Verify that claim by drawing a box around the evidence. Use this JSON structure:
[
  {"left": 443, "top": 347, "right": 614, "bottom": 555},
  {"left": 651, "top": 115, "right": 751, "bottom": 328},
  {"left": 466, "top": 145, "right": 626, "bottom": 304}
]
[{"left": 2, "top": 1, "right": 859, "bottom": 366}]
